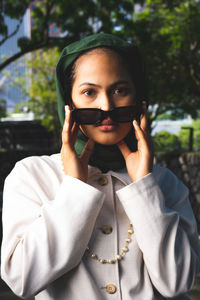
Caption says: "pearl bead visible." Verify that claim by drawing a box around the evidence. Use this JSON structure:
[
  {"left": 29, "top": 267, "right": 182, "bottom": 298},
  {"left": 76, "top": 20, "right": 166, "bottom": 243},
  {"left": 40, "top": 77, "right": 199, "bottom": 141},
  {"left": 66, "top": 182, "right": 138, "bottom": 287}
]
[
  {"left": 122, "top": 246, "right": 128, "bottom": 252},
  {"left": 111, "top": 259, "right": 116, "bottom": 263},
  {"left": 86, "top": 223, "right": 134, "bottom": 264}
]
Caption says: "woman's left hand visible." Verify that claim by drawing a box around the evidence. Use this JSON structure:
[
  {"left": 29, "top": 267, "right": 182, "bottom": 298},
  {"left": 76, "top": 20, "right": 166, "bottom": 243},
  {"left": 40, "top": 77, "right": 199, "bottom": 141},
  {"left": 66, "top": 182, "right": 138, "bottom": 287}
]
[{"left": 117, "top": 102, "right": 153, "bottom": 182}]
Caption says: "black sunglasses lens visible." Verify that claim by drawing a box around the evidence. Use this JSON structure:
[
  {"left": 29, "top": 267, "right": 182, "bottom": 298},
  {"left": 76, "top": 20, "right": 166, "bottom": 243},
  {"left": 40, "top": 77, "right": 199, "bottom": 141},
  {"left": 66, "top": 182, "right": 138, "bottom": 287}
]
[
  {"left": 72, "top": 109, "right": 101, "bottom": 124},
  {"left": 72, "top": 105, "right": 141, "bottom": 124},
  {"left": 111, "top": 106, "right": 137, "bottom": 122}
]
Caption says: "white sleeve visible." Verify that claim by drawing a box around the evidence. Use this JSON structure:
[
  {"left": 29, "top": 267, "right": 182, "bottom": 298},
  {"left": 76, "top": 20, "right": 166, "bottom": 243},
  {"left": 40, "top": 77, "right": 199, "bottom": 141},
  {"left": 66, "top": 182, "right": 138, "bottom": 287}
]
[
  {"left": 116, "top": 168, "right": 200, "bottom": 298},
  {"left": 1, "top": 159, "right": 104, "bottom": 298}
]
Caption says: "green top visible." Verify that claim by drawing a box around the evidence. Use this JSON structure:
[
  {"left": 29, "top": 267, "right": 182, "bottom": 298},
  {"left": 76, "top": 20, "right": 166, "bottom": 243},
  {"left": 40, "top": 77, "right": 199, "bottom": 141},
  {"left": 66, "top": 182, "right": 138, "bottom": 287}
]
[{"left": 55, "top": 33, "right": 146, "bottom": 172}]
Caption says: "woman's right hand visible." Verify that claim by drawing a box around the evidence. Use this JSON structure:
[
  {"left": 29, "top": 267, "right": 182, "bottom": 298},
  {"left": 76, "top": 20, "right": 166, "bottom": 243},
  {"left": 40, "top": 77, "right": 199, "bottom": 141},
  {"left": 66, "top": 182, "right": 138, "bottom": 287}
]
[{"left": 61, "top": 105, "right": 95, "bottom": 182}]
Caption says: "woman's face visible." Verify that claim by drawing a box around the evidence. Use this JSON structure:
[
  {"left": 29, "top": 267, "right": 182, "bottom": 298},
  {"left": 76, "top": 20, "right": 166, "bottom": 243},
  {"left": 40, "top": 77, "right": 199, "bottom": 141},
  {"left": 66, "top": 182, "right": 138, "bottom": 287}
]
[{"left": 71, "top": 49, "right": 136, "bottom": 145}]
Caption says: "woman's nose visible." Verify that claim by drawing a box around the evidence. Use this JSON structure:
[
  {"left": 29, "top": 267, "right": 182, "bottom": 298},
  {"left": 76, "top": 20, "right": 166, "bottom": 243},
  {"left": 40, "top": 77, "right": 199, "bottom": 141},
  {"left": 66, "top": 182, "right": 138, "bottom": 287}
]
[{"left": 99, "top": 93, "right": 113, "bottom": 111}]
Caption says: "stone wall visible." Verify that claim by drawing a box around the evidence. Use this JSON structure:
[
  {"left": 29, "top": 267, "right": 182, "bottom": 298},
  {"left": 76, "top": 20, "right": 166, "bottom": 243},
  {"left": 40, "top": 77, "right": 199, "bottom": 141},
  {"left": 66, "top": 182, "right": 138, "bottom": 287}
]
[{"left": 155, "top": 152, "right": 200, "bottom": 232}]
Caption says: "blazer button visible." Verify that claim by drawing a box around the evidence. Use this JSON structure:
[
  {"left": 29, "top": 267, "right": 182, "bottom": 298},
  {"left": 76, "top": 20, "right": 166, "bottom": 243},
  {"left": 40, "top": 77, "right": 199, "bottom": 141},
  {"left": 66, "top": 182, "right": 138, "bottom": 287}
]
[
  {"left": 106, "top": 284, "right": 117, "bottom": 294},
  {"left": 101, "top": 225, "right": 112, "bottom": 234},
  {"left": 97, "top": 176, "right": 108, "bottom": 186}
]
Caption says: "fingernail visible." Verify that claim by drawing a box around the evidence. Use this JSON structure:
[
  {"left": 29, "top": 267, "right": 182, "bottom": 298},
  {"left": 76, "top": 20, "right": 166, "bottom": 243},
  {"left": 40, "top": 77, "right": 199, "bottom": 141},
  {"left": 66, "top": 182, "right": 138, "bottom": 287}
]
[{"left": 65, "top": 105, "right": 70, "bottom": 116}]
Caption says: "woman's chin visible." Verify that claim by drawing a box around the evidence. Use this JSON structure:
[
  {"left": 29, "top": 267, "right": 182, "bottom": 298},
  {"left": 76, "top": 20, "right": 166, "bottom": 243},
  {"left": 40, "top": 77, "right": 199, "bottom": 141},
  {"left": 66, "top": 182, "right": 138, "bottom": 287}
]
[
  {"left": 91, "top": 136, "right": 123, "bottom": 146},
  {"left": 97, "top": 141, "right": 118, "bottom": 146}
]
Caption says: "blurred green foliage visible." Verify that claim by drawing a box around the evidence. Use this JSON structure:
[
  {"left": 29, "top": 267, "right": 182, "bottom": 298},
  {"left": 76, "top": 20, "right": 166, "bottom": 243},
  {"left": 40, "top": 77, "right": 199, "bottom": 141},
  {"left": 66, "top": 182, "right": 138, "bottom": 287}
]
[
  {"left": 153, "top": 130, "right": 181, "bottom": 153},
  {"left": 179, "top": 118, "right": 200, "bottom": 152},
  {"left": 14, "top": 48, "right": 61, "bottom": 146},
  {"left": 153, "top": 112, "right": 200, "bottom": 153},
  {"left": 1, "top": 0, "right": 200, "bottom": 137},
  {"left": 0, "top": 98, "right": 7, "bottom": 118}
]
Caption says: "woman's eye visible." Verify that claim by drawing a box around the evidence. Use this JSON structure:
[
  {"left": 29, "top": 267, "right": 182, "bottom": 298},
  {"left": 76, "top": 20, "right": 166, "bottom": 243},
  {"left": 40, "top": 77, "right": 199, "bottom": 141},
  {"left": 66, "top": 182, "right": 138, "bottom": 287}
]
[
  {"left": 83, "top": 89, "right": 96, "bottom": 96},
  {"left": 113, "top": 88, "right": 128, "bottom": 95}
]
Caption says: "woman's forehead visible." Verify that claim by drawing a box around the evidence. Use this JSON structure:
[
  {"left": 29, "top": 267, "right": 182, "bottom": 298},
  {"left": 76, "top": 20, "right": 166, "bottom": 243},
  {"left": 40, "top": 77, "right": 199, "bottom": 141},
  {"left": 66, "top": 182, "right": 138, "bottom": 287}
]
[
  {"left": 75, "top": 47, "right": 124, "bottom": 64},
  {"left": 73, "top": 48, "right": 129, "bottom": 79}
]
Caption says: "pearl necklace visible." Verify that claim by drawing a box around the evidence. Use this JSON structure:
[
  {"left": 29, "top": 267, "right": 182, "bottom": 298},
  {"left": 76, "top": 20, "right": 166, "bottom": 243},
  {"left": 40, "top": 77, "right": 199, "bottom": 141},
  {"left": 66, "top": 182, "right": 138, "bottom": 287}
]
[{"left": 86, "top": 223, "right": 134, "bottom": 264}]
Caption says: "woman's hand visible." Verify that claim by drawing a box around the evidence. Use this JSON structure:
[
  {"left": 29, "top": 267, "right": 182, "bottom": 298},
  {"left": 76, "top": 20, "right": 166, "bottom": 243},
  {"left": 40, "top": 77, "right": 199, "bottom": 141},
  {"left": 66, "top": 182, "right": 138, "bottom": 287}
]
[
  {"left": 61, "top": 105, "right": 94, "bottom": 182},
  {"left": 117, "top": 102, "right": 153, "bottom": 182}
]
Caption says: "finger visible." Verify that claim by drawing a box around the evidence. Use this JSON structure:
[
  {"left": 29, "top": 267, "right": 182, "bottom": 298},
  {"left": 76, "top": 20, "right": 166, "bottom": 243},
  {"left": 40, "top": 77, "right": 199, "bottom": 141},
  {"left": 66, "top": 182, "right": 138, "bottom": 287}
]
[
  {"left": 133, "top": 119, "right": 153, "bottom": 155},
  {"left": 71, "top": 122, "right": 79, "bottom": 146},
  {"left": 133, "top": 120, "right": 146, "bottom": 142},
  {"left": 140, "top": 113, "right": 149, "bottom": 134},
  {"left": 140, "top": 101, "right": 149, "bottom": 133},
  {"left": 117, "top": 140, "right": 132, "bottom": 159},
  {"left": 62, "top": 105, "right": 72, "bottom": 145},
  {"left": 80, "top": 139, "right": 95, "bottom": 163}
]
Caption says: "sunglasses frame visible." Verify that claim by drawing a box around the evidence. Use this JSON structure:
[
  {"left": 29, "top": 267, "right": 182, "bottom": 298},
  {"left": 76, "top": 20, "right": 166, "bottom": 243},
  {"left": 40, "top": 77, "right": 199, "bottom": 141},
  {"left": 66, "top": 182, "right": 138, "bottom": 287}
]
[{"left": 71, "top": 103, "right": 142, "bottom": 125}]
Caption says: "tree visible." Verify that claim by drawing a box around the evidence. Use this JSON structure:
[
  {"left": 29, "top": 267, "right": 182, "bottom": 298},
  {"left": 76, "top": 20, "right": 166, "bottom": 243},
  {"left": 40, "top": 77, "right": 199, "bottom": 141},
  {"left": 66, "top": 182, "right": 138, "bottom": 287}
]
[
  {"left": 1, "top": 0, "right": 200, "bottom": 125},
  {"left": 178, "top": 115, "right": 200, "bottom": 151},
  {"left": 153, "top": 130, "right": 181, "bottom": 153},
  {"left": 0, "top": 0, "right": 145, "bottom": 71},
  {"left": 14, "top": 48, "right": 61, "bottom": 147},
  {"left": 0, "top": 98, "right": 6, "bottom": 118},
  {"left": 0, "top": 0, "right": 31, "bottom": 47},
  {"left": 153, "top": 111, "right": 200, "bottom": 153},
  {"left": 129, "top": 0, "right": 200, "bottom": 124}
]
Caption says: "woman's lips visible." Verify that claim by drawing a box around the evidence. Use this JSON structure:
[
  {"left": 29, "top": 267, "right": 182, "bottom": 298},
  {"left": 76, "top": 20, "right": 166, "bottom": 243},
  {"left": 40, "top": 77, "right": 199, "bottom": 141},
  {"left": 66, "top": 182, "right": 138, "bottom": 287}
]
[{"left": 97, "top": 119, "right": 118, "bottom": 132}]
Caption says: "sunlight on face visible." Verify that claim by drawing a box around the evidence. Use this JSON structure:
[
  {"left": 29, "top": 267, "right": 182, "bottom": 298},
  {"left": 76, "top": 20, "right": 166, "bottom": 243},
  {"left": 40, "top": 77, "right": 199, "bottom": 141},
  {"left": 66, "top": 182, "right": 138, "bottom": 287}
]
[{"left": 71, "top": 49, "right": 136, "bottom": 145}]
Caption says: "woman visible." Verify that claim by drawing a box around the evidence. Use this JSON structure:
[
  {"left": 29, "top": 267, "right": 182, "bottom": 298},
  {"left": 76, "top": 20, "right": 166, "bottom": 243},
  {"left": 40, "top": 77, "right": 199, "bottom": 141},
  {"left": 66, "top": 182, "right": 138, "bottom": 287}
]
[{"left": 1, "top": 33, "right": 199, "bottom": 300}]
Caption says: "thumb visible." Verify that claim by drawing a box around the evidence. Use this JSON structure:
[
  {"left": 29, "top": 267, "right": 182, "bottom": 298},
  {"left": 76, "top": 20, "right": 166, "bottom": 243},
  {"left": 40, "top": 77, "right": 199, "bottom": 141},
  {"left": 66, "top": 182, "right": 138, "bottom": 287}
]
[{"left": 80, "top": 139, "right": 95, "bottom": 164}]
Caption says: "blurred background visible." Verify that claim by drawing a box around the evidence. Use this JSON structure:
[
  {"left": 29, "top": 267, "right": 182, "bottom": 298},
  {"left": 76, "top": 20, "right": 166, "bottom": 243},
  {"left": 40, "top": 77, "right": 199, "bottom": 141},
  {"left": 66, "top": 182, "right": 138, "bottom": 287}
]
[{"left": 0, "top": 0, "right": 200, "bottom": 299}]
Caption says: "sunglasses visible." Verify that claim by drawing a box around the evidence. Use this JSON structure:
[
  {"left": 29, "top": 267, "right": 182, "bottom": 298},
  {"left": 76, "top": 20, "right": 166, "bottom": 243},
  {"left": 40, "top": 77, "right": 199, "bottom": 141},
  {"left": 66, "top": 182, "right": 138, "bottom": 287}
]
[{"left": 71, "top": 103, "right": 142, "bottom": 125}]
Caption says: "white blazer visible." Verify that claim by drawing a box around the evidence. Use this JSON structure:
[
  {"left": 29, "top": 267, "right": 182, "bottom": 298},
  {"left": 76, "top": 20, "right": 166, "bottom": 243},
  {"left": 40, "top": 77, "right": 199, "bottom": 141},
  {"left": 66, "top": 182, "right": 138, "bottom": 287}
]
[{"left": 1, "top": 154, "right": 199, "bottom": 299}]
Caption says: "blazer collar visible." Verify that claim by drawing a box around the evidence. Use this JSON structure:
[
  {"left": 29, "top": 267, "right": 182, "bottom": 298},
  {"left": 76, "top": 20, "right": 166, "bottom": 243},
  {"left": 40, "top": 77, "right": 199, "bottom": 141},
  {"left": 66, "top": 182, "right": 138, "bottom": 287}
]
[{"left": 88, "top": 165, "right": 132, "bottom": 186}]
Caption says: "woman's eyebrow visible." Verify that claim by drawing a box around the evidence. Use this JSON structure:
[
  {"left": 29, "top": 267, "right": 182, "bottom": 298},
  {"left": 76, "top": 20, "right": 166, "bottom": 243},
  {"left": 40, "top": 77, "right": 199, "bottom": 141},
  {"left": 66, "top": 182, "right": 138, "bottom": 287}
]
[
  {"left": 110, "top": 80, "right": 130, "bottom": 87},
  {"left": 79, "top": 80, "right": 130, "bottom": 88},
  {"left": 79, "top": 82, "right": 101, "bottom": 88}
]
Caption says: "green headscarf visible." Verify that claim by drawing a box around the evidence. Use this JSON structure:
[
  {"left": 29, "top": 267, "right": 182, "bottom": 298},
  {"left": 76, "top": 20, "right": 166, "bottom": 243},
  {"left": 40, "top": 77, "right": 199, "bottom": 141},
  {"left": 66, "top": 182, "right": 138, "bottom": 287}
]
[{"left": 55, "top": 33, "right": 147, "bottom": 172}]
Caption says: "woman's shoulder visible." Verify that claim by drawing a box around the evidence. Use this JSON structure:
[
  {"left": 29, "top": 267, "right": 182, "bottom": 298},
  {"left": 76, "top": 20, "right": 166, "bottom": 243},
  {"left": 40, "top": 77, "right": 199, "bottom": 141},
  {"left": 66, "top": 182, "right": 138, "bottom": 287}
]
[
  {"left": 153, "top": 164, "right": 176, "bottom": 180},
  {"left": 152, "top": 164, "right": 184, "bottom": 185},
  {"left": 152, "top": 165, "right": 189, "bottom": 205},
  {"left": 7, "top": 153, "right": 62, "bottom": 180},
  {"left": 15, "top": 153, "right": 61, "bottom": 167}
]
